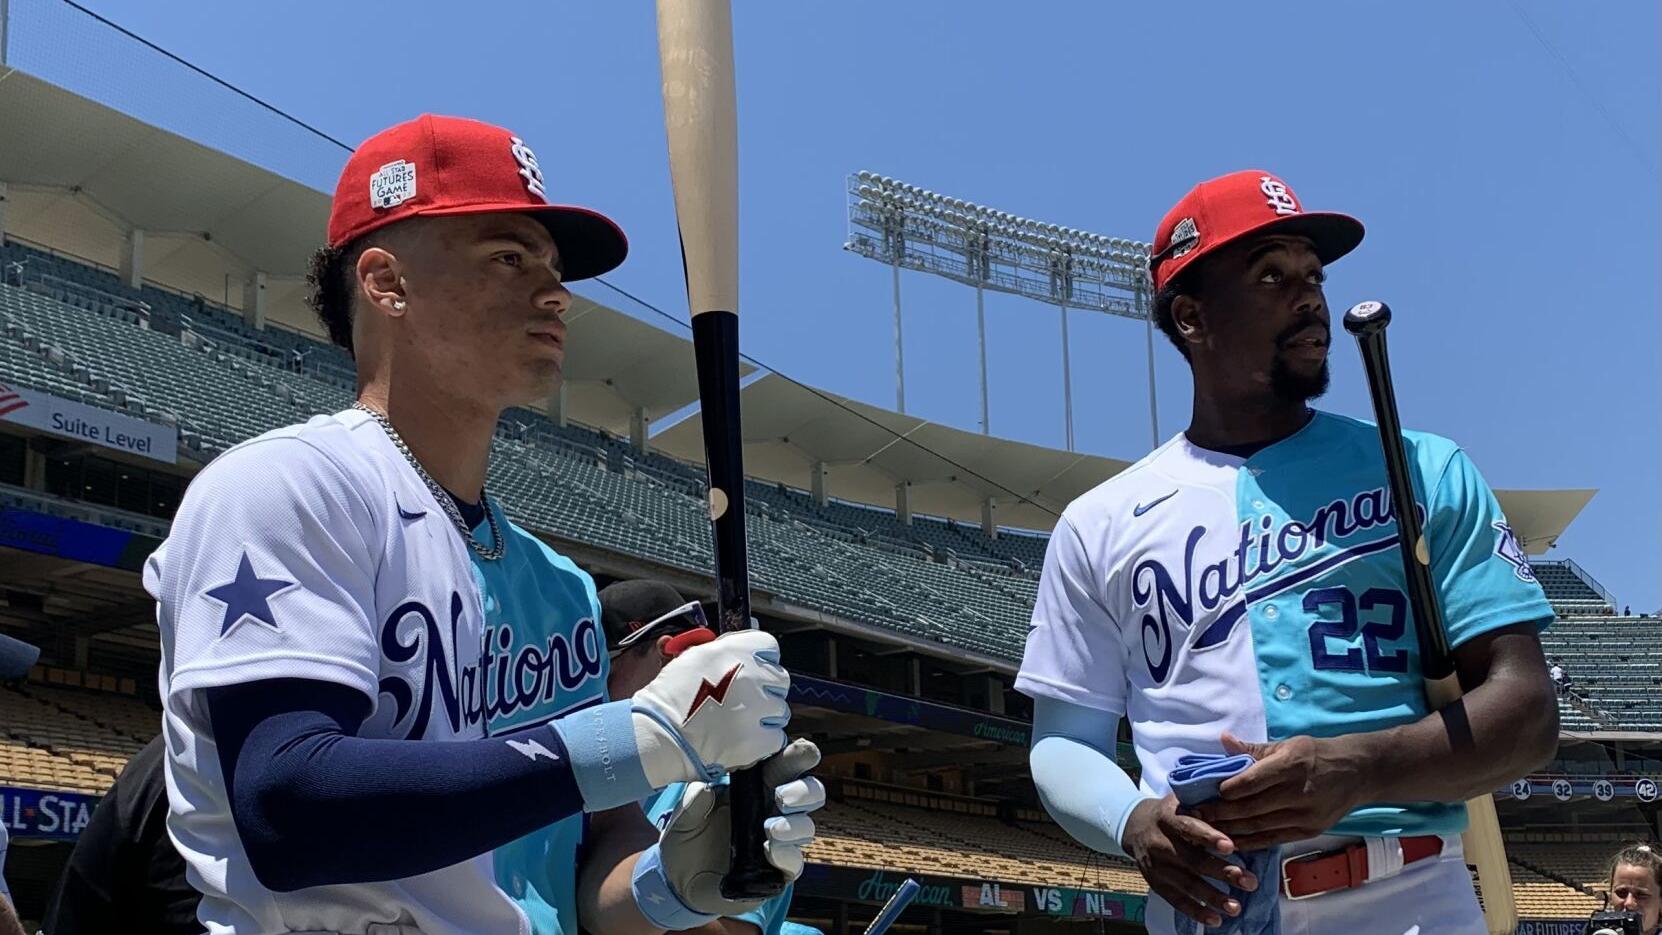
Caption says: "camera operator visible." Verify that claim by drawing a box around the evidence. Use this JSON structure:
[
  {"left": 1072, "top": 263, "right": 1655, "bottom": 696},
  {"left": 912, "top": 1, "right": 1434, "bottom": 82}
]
[{"left": 1587, "top": 843, "right": 1662, "bottom": 935}]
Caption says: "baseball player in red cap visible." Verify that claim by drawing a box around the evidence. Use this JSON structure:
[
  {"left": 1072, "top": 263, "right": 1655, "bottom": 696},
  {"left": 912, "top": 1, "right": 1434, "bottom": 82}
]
[
  {"left": 147, "top": 115, "right": 817, "bottom": 935},
  {"left": 1020, "top": 171, "right": 1557, "bottom": 933}
]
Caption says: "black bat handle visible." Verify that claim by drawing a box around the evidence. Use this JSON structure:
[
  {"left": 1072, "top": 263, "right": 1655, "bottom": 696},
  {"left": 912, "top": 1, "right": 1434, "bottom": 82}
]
[
  {"left": 1350, "top": 322, "right": 1456, "bottom": 679},
  {"left": 690, "top": 310, "right": 787, "bottom": 900}
]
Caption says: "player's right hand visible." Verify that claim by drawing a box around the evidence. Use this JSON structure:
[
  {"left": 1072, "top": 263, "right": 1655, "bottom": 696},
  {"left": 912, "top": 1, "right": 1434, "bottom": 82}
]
[
  {"left": 630, "top": 630, "right": 790, "bottom": 786},
  {"left": 1122, "top": 794, "right": 1257, "bottom": 928}
]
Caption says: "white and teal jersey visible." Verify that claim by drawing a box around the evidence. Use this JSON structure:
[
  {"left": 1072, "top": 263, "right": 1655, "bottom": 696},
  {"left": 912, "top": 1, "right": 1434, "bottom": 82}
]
[
  {"left": 470, "top": 500, "right": 609, "bottom": 935},
  {"left": 1017, "top": 410, "right": 1552, "bottom": 837},
  {"left": 641, "top": 782, "right": 798, "bottom": 934}
]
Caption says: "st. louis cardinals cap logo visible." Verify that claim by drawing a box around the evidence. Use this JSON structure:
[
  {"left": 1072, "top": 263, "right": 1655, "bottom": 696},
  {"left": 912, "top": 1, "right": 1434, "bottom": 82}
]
[
  {"left": 509, "top": 136, "right": 547, "bottom": 200},
  {"left": 1259, "top": 175, "right": 1299, "bottom": 215},
  {"left": 685, "top": 663, "right": 742, "bottom": 721}
]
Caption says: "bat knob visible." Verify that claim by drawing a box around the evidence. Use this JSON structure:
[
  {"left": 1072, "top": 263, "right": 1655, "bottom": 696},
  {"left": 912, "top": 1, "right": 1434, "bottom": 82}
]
[{"left": 1342, "top": 300, "right": 1392, "bottom": 337}]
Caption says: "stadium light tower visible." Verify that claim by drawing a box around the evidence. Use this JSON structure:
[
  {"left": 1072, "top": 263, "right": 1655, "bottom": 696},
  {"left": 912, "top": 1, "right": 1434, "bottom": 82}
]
[{"left": 845, "top": 172, "right": 1159, "bottom": 450}]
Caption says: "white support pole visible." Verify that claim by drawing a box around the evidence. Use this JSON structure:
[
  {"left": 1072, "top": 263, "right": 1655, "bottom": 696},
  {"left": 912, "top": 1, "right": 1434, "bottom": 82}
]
[
  {"left": 22, "top": 443, "right": 45, "bottom": 490},
  {"left": 986, "top": 674, "right": 1005, "bottom": 714},
  {"left": 1143, "top": 288, "right": 1161, "bottom": 448},
  {"left": 630, "top": 407, "right": 649, "bottom": 453},
  {"left": 981, "top": 497, "right": 996, "bottom": 539},
  {"left": 976, "top": 282, "right": 989, "bottom": 435},
  {"left": 895, "top": 481, "right": 912, "bottom": 526},
  {"left": 242, "top": 271, "right": 268, "bottom": 329},
  {"left": 120, "top": 229, "right": 145, "bottom": 290},
  {"left": 892, "top": 258, "right": 906, "bottom": 413},
  {"left": 549, "top": 384, "right": 567, "bottom": 428},
  {"left": 1060, "top": 300, "right": 1074, "bottom": 452},
  {"left": 810, "top": 460, "right": 828, "bottom": 506},
  {"left": 0, "top": 181, "right": 9, "bottom": 243}
]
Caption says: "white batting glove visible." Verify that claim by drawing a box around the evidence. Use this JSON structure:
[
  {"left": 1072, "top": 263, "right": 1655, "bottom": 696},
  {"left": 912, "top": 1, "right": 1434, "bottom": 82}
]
[
  {"left": 631, "top": 739, "right": 825, "bottom": 929},
  {"left": 630, "top": 630, "right": 791, "bottom": 787}
]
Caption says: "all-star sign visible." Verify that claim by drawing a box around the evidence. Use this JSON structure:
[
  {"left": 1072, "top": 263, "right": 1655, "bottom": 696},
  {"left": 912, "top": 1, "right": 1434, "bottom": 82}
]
[{"left": 0, "top": 384, "right": 177, "bottom": 464}]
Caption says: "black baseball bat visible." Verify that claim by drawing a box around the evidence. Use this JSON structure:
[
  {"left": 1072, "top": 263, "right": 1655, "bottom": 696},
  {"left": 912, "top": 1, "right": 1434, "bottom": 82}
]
[
  {"left": 1342, "top": 300, "right": 1456, "bottom": 688},
  {"left": 656, "top": 0, "right": 785, "bottom": 900},
  {"left": 1342, "top": 299, "right": 1517, "bottom": 933}
]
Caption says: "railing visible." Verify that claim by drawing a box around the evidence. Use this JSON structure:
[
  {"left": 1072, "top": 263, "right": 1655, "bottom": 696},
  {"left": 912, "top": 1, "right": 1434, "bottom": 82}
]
[
  {"left": 1536, "top": 557, "right": 1620, "bottom": 612},
  {"left": 0, "top": 483, "right": 171, "bottom": 538},
  {"left": 26, "top": 272, "right": 147, "bottom": 320}
]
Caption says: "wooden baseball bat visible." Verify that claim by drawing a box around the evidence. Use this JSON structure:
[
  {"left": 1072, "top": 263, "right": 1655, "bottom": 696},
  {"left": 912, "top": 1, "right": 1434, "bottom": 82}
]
[
  {"left": 655, "top": 0, "right": 785, "bottom": 900},
  {"left": 1344, "top": 300, "right": 1517, "bottom": 935}
]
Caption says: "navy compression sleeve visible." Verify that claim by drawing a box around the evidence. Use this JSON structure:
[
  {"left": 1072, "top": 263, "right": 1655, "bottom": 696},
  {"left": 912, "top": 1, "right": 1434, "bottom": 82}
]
[{"left": 206, "top": 678, "right": 639, "bottom": 892}]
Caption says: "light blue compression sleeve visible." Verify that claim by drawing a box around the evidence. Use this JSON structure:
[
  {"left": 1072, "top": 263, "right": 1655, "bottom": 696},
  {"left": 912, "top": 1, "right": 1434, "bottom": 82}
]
[{"left": 1029, "top": 695, "right": 1154, "bottom": 859}]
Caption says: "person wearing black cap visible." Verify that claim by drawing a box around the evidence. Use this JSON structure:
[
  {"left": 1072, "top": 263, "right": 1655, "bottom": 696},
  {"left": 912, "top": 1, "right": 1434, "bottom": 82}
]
[
  {"left": 39, "top": 734, "right": 203, "bottom": 935},
  {"left": 600, "top": 580, "right": 719, "bottom": 700},
  {"left": 598, "top": 581, "right": 821, "bottom": 935},
  {"left": 1020, "top": 171, "right": 1557, "bottom": 934},
  {"left": 0, "top": 634, "right": 37, "bottom": 935}
]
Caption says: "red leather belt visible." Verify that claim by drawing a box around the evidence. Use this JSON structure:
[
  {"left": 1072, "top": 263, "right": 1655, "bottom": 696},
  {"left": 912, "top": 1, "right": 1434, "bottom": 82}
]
[{"left": 1281, "top": 835, "right": 1444, "bottom": 900}]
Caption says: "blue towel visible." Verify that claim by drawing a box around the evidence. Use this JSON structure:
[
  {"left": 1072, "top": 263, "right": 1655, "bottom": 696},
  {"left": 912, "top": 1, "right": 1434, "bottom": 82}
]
[{"left": 1167, "top": 753, "right": 1280, "bottom": 935}]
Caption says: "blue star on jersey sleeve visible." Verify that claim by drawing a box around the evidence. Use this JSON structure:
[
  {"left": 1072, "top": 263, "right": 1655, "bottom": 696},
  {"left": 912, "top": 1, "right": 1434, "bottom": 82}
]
[
  {"left": 206, "top": 553, "right": 295, "bottom": 636},
  {"left": 148, "top": 436, "right": 383, "bottom": 703}
]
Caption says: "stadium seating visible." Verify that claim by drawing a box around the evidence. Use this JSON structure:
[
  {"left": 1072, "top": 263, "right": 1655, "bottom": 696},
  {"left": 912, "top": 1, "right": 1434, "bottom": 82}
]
[
  {"left": 1532, "top": 560, "right": 1616, "bottom": 616},
  {"left": 808, "top": 796, "right": 1148, "bottom": 894},
  {"left": 1539, "top": 615, "right": 1662, "bottom": 731},
  {"left": 4, "top": 241, "right": 1658, "bottom": 713},
  {"left": 0, "top": 684, "right": 145, "bottom": 793},
  {"left": 1506, "top": 840, "right": 1628, "bottom": 916}
]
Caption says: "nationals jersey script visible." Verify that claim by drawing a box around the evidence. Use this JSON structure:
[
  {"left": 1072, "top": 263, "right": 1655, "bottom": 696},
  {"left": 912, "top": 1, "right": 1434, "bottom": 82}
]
[{"left": 1016, "top": 411, "right": 1552, "bottom": 837}]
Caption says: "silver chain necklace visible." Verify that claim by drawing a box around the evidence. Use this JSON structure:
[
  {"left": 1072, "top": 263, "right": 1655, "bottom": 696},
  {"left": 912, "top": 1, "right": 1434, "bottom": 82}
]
[{"left": 353, "top": 402, "right": 505, "bottom": 561}]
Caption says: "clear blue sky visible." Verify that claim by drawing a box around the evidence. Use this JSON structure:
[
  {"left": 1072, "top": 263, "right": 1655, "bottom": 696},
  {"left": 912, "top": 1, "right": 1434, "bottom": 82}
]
[{"left": 16, "top": 0, "right": 1658, "bottom": 609}]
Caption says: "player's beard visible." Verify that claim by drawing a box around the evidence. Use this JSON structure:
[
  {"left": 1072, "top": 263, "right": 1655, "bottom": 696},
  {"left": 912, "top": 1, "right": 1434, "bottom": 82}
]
[{"left": 1270, "top": 353, "right": 1330, "bottom": 404}]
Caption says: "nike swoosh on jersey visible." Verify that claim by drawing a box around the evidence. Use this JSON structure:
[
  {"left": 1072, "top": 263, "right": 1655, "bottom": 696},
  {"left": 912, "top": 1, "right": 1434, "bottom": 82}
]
[
  {"left": 397, "top": 505, "right": 426, "bottom": 520},
  {"left": 506, "top": 738, "right": 561, "bottom": 763},
  {"left": 1133, "top": 491, "right": 1178, "bottom": 517}
]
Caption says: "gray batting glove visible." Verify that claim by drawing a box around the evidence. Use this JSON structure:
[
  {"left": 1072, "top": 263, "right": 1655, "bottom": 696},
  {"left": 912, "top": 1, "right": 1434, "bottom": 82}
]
[{"left": 630, "top": 738, "right": 825, "bottom": 928}]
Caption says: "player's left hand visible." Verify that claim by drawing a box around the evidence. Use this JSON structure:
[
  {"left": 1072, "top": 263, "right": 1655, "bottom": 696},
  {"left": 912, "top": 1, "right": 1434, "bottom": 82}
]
[
  {"left": 1189, "top": 733, "right": 1371, "bottom": 851},
  {"left": 632, "top": 738, "right": 825, "bottom": 928}
]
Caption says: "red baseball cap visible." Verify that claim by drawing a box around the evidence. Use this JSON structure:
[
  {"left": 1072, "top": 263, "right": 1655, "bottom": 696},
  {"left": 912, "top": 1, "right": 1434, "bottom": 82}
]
[
  {"left": 327, "top": 114, "right": 628, "bottom": 281},
  {"left": 1149, "top": 170, "right": 1363, "bottom": 293}
]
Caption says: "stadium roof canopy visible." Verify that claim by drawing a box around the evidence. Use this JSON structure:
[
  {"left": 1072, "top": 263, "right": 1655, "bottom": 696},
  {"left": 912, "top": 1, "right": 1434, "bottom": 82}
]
[
  {"left": 0, "top": 71, "right": 326, "bottom": 305},
  {"left": 653, "top": 378, "right": 1594, "bottom": 542},
  {"left": 0, "top": 69, "right": 1599, "bottom": 543},
  {"left": 0, "top": 70, "right": 751, "bottom": 436},
  {"left": 652, "top": 373, "right": 1133, "bottom": 532},
  {"left": 1494, "top": 488, "right": 1597, "bottom": 555}
]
